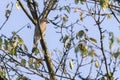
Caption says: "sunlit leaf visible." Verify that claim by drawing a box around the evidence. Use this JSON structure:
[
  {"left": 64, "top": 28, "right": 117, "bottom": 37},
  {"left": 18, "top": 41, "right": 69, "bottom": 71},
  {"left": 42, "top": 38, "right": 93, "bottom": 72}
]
[
  {"left": 16, "top": 1, "right": 21, "bottom": 9},
  {"left": 89, "top": 37, "right": 97, "bottom": 43},
  {"left": 69, "top": 60, "right": 74, "bottom": 70},
  {"left": 10, "top": 48, "right": 17, "bottom": 56},
  {"left": 95, "top": 61, "right": 100, "bottom": 68},
  {"left": 0, "top": 38, "right": 2, "bottom": 49},
  {"left": 76, "top": 30, "right": 85, "bottom": 38},
  {"left": 12, "top": 41, "right": 18, "bottom": 48},
  {"left": 18, "top": 36, "right": 24, "bottom": 45},
  {"left": 21, "top": 59, "right": 26, "bottom": 67}
]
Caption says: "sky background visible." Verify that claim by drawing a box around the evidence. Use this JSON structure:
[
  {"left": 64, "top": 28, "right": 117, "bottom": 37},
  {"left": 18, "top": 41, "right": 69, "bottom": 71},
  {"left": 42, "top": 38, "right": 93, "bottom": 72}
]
[{"left": 0, "top": 0, "right": 120, "bottom": 80}]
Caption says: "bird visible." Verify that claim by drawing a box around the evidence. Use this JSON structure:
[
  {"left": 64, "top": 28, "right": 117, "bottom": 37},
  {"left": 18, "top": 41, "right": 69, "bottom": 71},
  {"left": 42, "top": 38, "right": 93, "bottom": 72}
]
[{"left": 32, "top": 18, "right": 49, "bottom": 53}]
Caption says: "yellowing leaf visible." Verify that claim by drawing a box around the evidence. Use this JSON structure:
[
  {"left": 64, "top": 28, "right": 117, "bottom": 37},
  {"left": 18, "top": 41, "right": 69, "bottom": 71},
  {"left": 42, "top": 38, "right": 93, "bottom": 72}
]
[
  {"left": 16, "top": 1, "right": 21, "bottom": 9},
  {"left": 63, "top": 16, "right": 68, "bottom": 22},
  {"left": 107, "top": 14, "right": 112, "bottom": 19},
  {"left": 89, "top": 50, "right": 97, "bottom": 57},
  {"left": 110, "top": 44, "right": 114, "bottom": 50},
  {"left": 116, "top": 38, "right": 120, "bottom": 43},
  {"left": 89, "top": 38, "right": 97, "bottom": 43},
  {"left": 95, "top": 61, "right": 100, "bottom": 68},
  {"left": 21, "top": 59, "right": 26, "bottom": 66},
  {"left": 69, "top": 60, "right": 74, "bottom": 70},
  {"left": 34, "top": 61, "right": 40, "bottom": 69},
  {"left": 28, "top": 59, "right": 33, "bottom": 68},
  {"left": 80, "top": 11, "right": 83, "bottom": 21},
  {"left": 18, "top": 36, "right": 24, "bottom": 45}
]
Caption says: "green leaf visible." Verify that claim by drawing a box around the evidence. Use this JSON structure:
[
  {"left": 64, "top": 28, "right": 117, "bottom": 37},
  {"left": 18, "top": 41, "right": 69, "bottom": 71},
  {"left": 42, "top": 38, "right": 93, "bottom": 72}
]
[
  {"left": 21, "top": 59, "right": 26, "bottom": 66},
  {"left": 65, "top": 6, "right": 70, "bottom": 13},
  {"left": 10, "top": 48, "right": 17, "bottom": 56},
  {"left": 5, "top": 9, "right": 11, "bottom": 18},
  {"left": 0, "top": 71, "right": 6, "bottom": 78},
  {"left": 22, "top": 76, "right": 28, "bottom": 80},
  {"left": 76, "top": 30, "right": 85, "bottom": 38},
  {"left": 80, "top": 0, "right": 86, "bottom": 4},
  {"left": 62, "top": 35, "right": 68, "bottom": 43},
  {"left": 78, "top": 44, "right": 88, "bottom": 56},
  {"left": 112, "top": 52, "right": 120, "bottom": 58},
  {"left": 18, "top": 36, "right": 24, "bottom": 45},
  {"left": 75, "top": 46, "right": 79, "bottom": 53},
  {"left": 75, "top": 0, "right": 79, "bottom": 4},
  {"left": 4, "top": 39, "right": 8, "bottom": 50},
  {"left": 34, "top": 48, "right": 39, "bottom": 55},
  {"left": 0, "top": 37, "right": 2, "bottom": 49},
  {"left": 89, "top": 38, "right": 97, "bottom": 43}
]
